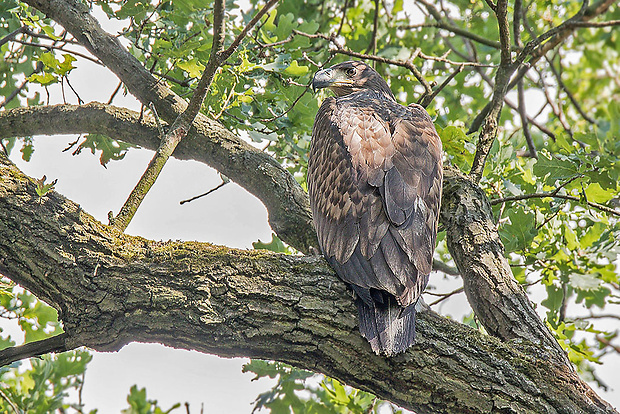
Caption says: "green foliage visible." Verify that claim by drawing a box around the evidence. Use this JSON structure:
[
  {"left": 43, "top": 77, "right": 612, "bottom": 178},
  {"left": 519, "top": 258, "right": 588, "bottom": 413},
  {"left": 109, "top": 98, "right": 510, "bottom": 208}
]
[
  {"left": 0, "top": 278, "right": 92, "bottom": 413},
  {"left": 253, "top": 233, "right": 293, "bottom": 255},
  {"left": 243, "top": 360, "right": 399, "bottom": 414},
  {"left": 0, "top": 278, "right": 176, "bottom": 412},
  {"left": 73, "top": 134, "right": 136, "bottom": 167},
  {"left": 122, "top": 385, "right": 181, "bottom": 414},
  {"left": 0, "top": 351, "right": 95, "bottom": 414},
  {"left": 437, "top": 125, "right": 475, "bottom": 171},
  {"left": 34, "top": 175, "right": 58, "bottom": 199}
]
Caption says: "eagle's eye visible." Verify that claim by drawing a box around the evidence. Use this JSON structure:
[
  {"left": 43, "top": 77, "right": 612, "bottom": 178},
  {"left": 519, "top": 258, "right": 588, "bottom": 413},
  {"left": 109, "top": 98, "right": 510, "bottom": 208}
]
[{"left": 345, "top": 67, "right": 356, "bottom": 77}]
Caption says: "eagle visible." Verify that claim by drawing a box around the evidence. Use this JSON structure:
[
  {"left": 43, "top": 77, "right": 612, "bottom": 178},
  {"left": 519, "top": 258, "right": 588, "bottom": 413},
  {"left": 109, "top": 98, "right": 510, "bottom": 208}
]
[{"left": 308, "top": 61, "right": 443, "bottom": 356}]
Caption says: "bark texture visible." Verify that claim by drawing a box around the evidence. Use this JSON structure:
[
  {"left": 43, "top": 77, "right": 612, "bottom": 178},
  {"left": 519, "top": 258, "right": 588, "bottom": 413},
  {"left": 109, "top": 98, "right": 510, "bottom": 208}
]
[
  {"left": 441, "top": 167, "right": 570, "bottom": 367},
  {"left": 0, "top": 154, "right": 615, "bottom": 414}
]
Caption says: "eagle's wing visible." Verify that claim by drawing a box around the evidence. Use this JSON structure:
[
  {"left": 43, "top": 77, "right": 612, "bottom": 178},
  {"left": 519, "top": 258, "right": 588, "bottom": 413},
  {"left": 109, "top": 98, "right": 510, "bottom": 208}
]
[{"left": 308, "top": 98, "right": 442, "bottom": 307}]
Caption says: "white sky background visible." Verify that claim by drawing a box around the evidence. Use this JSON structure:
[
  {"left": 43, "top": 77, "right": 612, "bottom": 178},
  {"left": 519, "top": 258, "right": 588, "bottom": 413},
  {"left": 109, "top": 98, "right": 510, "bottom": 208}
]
[{"left": 1, "top": 2, "right": 619, "bottom": 412}]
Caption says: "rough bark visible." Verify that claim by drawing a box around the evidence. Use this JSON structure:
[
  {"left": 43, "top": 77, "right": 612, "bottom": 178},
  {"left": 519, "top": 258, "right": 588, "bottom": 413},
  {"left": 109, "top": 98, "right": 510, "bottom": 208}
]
[
  {"left": 440, "top": 167, "right": 570, "bottom": 367},
  {"left": 20, "top": 0, "right": 317, "bottom": 255},
  {"left": 0, "top": 154, "right": 615, "bottom": 414}
]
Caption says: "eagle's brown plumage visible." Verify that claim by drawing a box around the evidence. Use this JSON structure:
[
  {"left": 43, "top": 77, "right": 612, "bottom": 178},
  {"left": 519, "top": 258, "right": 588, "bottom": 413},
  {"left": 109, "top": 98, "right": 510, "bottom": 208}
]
[{"left": 308, "top": 61, "right": 443, "bottom": 355}]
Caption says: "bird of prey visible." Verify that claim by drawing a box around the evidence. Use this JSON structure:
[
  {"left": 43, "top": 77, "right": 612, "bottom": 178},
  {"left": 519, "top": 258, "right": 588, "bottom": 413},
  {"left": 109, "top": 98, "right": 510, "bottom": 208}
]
[{"left": 308, "top": 61, "right": 443, "bottom": 356}]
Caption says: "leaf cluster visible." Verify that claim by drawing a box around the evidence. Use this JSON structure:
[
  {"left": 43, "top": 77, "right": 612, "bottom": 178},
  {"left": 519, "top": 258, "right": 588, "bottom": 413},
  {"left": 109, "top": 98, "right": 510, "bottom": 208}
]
[{"left": 243, "top": 360, "right": 400, "bottom": 414}]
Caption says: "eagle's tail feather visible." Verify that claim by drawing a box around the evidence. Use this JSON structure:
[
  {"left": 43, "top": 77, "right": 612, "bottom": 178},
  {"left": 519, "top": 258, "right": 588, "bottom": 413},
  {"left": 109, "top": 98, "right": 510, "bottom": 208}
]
[{"left": 356, "top": 295, "right": 416, "bottom": 356}]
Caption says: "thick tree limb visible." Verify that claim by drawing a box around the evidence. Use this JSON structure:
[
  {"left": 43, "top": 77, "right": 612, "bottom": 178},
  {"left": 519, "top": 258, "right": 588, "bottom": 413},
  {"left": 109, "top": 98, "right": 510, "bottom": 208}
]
[
  {"left": 0, "top": 103, "right": 571, "bottom": 359},
  {"left": 0, "top": 155, "right": 616, "bottom": 414},
  {"left": 22, "top": 0, "right": 316, "bottom": 254}
]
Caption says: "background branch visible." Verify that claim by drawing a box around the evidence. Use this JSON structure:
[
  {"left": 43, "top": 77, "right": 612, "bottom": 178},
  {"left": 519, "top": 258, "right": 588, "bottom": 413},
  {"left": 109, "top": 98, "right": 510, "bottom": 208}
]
[
  {"left": 0, "top": 333, "right": 70, "bottom": 367},
  {"left": 22, "top": 0, "right": 314, "bottom": 253},
  {"left": 109, "top": 0, "right": 228, "bottom": 231},
  {"left": 110, "top": 0, "right": 279, "bottom": 231},
  {"left": 468, "top": 0, "right": 513, "bottom": 182}
]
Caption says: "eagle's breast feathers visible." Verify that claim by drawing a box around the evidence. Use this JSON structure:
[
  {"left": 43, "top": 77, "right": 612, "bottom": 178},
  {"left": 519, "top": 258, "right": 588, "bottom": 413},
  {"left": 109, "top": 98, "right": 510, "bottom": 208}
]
[{"left": 308, "top": 61, "right": 443, "bottom": 355}]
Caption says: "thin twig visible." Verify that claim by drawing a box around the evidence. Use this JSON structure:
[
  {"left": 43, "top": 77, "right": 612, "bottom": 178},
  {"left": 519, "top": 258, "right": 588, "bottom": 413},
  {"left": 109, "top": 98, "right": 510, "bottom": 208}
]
[
  {"left": 292, "top": 30, "right": 433, "bottom": 96},
  {"left": 412, "top": 0, "right": 515, "bottom": 51},
  {"left": 571, "top": 314, "right": 620, "bottom": 321},
  {"left": 336, "top": 0, "right": 351, "bottom": 37},
  {"left": 533, "top": 65, "right": 573, "bottom": 137},
  {"left": 418, "top": 64, "right": 464, "bottom": 107},
  {"left": 596, "top": 336, "right": 620, "bottom": 354},
  {"left": 10, "top": 39, "right": 102, "bottom": 65},
  {"left": 571, "top": 19, "right": 620, "bottom": 27},
  {"left": 149, "top": 102, "right": 165, "bottom": 137},
  {"left": 490, "top": 190, "right": 620, "bottom": 217},
  {"left": 180, "top": 179, "right": 229, "bottom": 205},
  {"left": 64, "top": 75, "right": 84, "bottom": 105},
  {"left": 428, "top": 287, "right": 465, "bottom": 306},
  {"left": 517, "top": 80, "right": 537, "bottom": 158},
  {"left": 108, "top": 80, "right": 123, "bottom": 105},
  {"left": 110, "top": 0, "right": 280, "bottom": 231},
  {"left": 0, "top": 62, "right": 43, "bottom": 109},
  {"left": 545, "top": 56, "right": 597, "bottom": 124},
  {"left": 0, "top": 26, "right": 27, "bottom": 48},
  {"left": 418, "top": 49, "right": 496, "bottom": 67},
  {"left": 257, "top": 34, "right": 294, "bottom": 49},
  {"left": 366, "top": 0, "right": 380, "bottom": 55},
  {"left": 261, "top": 83, "right": 311, "bottom": 122},
  {"left": 0, "top": 388, "right": 20, "bottom": 414},
  {"left": 220, "top": 0, "right": 280, "bottom": 62}
]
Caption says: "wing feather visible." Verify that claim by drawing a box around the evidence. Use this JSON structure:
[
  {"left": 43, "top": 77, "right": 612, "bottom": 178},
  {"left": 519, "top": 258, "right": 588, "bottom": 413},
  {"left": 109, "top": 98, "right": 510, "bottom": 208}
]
[{"left": 308, "top": 94, "right": 442, "bottom": 308}]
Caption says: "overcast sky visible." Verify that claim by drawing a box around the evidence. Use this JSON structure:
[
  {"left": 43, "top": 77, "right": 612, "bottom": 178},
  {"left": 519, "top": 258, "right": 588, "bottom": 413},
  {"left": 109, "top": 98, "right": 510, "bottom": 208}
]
[{"left": 1, "top": 3, "right": 618, "bottom": 412}]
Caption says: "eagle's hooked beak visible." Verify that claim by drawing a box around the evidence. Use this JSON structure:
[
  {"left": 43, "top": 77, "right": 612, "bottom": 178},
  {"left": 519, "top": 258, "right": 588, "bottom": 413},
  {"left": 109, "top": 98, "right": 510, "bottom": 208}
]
[{"left": 312, "top": 68, "right": 334, "bottom": 92}]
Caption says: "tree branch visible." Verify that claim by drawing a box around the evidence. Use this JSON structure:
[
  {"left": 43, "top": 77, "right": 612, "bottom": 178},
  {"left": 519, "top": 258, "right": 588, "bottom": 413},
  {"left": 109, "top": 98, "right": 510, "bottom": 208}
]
[
  {"left": 0, "top": 154, "right": 616, "bottom": 414},
  {"left": 571, "top": 19, "right": 620, "bottom": 27},
  {"left": 292, "top": 30, "right": 434, "bottom": 97},
  {"left": 466, "top": 0, "right": 616, "bottom": 167},
  {"left": 517, "top": 80, "right": 537, "bottom": 158},
  {"left": 110, "top": 0, "right": 228, "bottom": 231},
  {"left": 365, "top": 0, "right": 380, "bottom": 55},
  {"left": 468, "top": 0, "right": 513, "bottom": 183},
  {"left": 440, "top": 167, "right": 571, "bottom": 366},
  {"left": 505, "top": 0, "right": 615, "bottom": 96},
  {"left": 0, "top": 333, "right": 70, "bottom": 367},
  {"left": 545, "top": 55, "right": 597, "bottom": 125},
  {"left": 418, "top": 64, "right": 464, "bottom": 108},
  {"left": 0, "top": 103, "right": 571, "bottom": 362},
  {"left": 21, "top": 0, "right": 313, "bottom": 253},
  {"left": 110, "top": 0, "right": 279, "bottom": 231},
  {"left": 490, "top": 191, "right": 620, "bottom": 217}
]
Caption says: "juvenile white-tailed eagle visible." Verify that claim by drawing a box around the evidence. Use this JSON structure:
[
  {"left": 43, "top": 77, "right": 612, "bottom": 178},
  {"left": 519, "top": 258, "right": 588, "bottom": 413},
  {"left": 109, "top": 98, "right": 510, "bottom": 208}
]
[{"left": 308, "top": 61, "right": 443, "bottom": 356}]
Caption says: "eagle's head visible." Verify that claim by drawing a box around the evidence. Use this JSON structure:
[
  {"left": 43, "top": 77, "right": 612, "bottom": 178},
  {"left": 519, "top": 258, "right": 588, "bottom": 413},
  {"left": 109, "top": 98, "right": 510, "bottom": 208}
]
[{"left": 311, "top": 61, "right": 394, "bottom": 99}]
